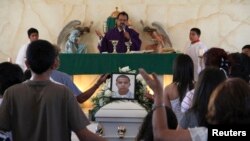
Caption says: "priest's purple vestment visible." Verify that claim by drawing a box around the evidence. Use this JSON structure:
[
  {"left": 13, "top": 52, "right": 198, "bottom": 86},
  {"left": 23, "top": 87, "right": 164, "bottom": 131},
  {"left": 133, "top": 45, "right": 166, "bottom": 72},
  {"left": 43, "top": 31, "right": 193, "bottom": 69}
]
[{"left": 98, "top": 27, "right": 141, "bottom": 53}]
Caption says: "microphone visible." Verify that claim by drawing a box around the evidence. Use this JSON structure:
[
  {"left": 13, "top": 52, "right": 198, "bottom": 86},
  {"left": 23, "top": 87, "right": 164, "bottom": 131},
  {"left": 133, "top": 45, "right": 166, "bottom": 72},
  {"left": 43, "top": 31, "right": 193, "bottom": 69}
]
[{"left": 121, "top": 24, "right": 126, "bottom": 32}]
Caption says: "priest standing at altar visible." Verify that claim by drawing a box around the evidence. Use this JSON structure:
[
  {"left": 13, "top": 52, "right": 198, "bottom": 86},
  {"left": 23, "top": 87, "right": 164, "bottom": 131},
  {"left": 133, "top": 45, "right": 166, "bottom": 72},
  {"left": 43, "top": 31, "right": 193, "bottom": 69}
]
[{"left": 97, "top": 11, "right": 141, "bottom": 53}]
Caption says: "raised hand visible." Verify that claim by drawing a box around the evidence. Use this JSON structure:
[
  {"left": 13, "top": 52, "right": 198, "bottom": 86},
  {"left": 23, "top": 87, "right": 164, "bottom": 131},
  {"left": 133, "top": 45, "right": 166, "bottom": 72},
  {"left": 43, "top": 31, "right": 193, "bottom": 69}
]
[
  {"left": 139, "top": 69, "right": 162, "bottom": 94},
  {"left": 123, "top": 31, "right": 131, "bottom": 40},
  {"left": 96, "top": 74, "right": 109, "bottom": 86}
]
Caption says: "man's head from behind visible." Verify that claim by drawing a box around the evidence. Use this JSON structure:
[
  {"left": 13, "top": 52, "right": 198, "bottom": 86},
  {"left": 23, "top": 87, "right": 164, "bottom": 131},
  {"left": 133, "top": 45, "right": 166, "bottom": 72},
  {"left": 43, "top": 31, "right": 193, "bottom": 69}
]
[
  {"left": 242, "top": 45, "right": 250, "bottom": 57},
  {"left": 26, "top": 40, "right": 56, "bottom": 75},
  {"left": 116, "top": 74, "right": 130, "bottom": 95},
  {"left": 0, "top": 62, "right": 24, "bottom": 96},
  {"left": 27, "top": 27, "right": 39, "bottom": 42}
]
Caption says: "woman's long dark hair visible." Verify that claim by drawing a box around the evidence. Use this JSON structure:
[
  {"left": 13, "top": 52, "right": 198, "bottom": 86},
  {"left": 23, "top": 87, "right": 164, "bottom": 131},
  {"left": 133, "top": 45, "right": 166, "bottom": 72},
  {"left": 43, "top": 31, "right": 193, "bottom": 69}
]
[
  {"left": 172, "top": 54, "right": 194, "bottom": 102},
  {"left": 136, "top": 106, "right": 177, "bottom": 141},
  {"left": 190, "top": 67, "right": 226, "bottom": 126}
]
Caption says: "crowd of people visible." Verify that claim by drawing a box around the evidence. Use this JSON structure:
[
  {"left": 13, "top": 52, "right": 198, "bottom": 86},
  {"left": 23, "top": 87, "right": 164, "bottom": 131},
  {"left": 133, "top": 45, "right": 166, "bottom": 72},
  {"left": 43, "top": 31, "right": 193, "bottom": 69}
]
[{"left": 0, "top": 10, "right": 250, "bottom": 141}]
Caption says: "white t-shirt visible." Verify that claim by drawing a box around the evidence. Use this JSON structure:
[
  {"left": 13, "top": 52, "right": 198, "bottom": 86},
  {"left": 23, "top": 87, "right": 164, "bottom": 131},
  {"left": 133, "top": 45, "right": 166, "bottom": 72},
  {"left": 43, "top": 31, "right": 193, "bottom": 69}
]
[
  {"left": 185, "top": 41, "right": 207, "bottom": 81},
  {"left": 112, "top": 91, "right": 134, "bottom": 99},
  {"left": 15, "top": 44, "right": 29, "bottom": 71},
  {"left": 181, "top": 89, "right": 195, "bottom": 113},
  {"left": 188, "top": 127, "right": 208, "bottom": 141}
]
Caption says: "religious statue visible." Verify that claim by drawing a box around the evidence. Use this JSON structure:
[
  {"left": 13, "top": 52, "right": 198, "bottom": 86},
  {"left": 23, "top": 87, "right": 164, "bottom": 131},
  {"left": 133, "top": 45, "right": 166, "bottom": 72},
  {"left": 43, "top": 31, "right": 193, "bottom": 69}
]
[
  {"left": 140, "top": 20, "right": 174, "bottom": 53},
  {"left": 64, "top": 29, "right": 86, "bottom": 53},
  {"left": 57, "top": 20, "right": 93, "bottom": 53}
]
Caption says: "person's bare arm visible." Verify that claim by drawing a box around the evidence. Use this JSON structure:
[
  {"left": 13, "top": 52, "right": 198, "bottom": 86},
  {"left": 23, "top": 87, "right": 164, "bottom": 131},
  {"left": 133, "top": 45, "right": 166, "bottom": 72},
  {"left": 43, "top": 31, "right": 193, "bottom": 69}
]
[
  {"left": 163, "top": 86, "right": 172, "bottom": 108},
  {"left": 139, "top": 69, "right": 192, "bottom": 141},
  {"left": 77, "top": 74, "right": 109, "bottom": 103},
  {"left": 75, "top": 128, "right": 107, "bottom": 141}
]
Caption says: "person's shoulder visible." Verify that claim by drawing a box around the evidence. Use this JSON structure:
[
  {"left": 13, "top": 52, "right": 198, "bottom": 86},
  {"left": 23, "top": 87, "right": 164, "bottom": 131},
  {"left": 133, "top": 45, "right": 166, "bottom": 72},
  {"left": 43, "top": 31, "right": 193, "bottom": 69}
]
[
  {"left": 198, "top": 41, "right": 207, "bottom": 48},
  {"left": 3, "top": 82, "right": 27, "bottom": 96},
  {"left": 48, "top": 80, "right": 75, "bottom": 95},
  {"left": 52, "top": 70, "right": 70, "bottom": 77},
  {"left": 128, "top": 27, "right": 139, "bottom": 34},
  {"left": 51, "top": 70, "right": 72, "bottom": 82},
  {"left": 103, "top": 28, "right": 117, "bottom": 38},
  {"left": 17, "top": 43, "right": 28, "bottom": 53},
  {"left": 21, "top": 43, "right": 29, "bottom": 49},
  {"left": 165, "top": 83, "right": 178, "bottom": 91},
  {"left": 107, "top": 27, "right": 118, "bottom": 33}
]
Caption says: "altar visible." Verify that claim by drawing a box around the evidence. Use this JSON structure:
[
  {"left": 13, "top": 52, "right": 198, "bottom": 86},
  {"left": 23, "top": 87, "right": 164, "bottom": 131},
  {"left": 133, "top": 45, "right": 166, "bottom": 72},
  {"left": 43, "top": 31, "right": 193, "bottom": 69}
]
[
  {"left": 58, "top": 53, "right": 178, "bottom": 75},
  {"left": 58, "top": 53, "right": 177, "bottom": 109},
  {"left": 58, "top": 53, "right": 178, "bottom": 141}
]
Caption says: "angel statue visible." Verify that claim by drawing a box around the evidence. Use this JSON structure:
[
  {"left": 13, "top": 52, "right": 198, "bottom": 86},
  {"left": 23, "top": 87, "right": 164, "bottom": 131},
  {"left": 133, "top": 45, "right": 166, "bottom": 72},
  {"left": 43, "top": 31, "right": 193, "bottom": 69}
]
[
  {"left": 140, "top": 20, "right": 174, "bottom": 53},
  {"left": 57, "top": 20, "right": 93, "bottom": 53}
]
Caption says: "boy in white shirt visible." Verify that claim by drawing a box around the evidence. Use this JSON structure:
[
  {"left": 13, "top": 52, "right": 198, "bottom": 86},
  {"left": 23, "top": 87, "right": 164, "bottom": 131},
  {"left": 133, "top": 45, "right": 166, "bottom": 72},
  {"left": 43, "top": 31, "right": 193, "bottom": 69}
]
[
  {"left": 185, "top": 28, "right": 207, "bottom": 81},
  {"left": 15, "top": 28, "right": 39, "bottom": 71}
]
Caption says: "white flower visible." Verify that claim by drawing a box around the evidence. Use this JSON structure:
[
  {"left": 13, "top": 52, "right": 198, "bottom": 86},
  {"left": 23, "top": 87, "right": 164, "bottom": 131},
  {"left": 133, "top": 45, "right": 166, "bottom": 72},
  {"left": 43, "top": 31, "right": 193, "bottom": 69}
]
[
  {"left": 136, "top": 74, "right": 147, "bottom": 86},
  {"left": 104, "top": 89, "right": 112, "bottom": 97},
  {"left": 99, "top": 98, "right": 104, "bottom": 107},
  {"left": 119, "top": 66, "right": 130, "bottom": 72},
  {"left": 141, "top": 80, "right": 147, "bottom": 86},
  {"left": 128, "top": 70, "right": 136, "bottom": 74},
  {"left": 101, "top": 78, "right": 111, "bottom": 90},
  {"left": 96, "top": 92, "right": 102, "bottom": 98},
  {"left": 136, "top": 74, "right": 144, "bottom": 81}
]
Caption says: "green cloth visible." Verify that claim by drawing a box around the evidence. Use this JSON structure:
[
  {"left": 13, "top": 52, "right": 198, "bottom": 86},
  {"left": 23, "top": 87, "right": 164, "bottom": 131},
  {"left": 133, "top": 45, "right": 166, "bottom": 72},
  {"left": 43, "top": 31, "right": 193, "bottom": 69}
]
[
  {"left": 58, "top": 53, "right": 178, "bottom": 75},
  {"left": 107, "top": 17, "right": 116, "bottom": 31}
]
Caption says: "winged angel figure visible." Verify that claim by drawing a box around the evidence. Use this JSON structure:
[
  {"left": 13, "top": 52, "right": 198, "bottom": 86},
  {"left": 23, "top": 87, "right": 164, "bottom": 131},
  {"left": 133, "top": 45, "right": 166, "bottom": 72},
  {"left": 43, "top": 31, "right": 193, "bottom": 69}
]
[
  {"left": 140, "top": 20, "right": 174, "bottom": 53},
  {"left": 57, "top": 20, "right": 93, "bottom": 53}
]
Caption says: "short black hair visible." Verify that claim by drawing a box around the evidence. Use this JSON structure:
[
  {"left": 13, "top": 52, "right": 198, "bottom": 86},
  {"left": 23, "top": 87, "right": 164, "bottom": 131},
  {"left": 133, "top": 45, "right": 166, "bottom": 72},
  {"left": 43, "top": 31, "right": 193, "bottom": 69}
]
[
  {"left": 228, "top": 53, "right": 250, "bottom": 82},
  {"left": 27, "top": 28, "right": 39, "bottom": 37},
  {"left": 116, "top": 74, "right": 130, "bottom": 82},
  {"left": 190, "top": 28, "right": 201, "bottom": 36},
  {"left": 242, "top": 45, "right": 250, "bottom": 50},
  {"left": 0, "top": 62, "right": 24, "bottom": 95},
  {"left": 26, "top": 40, "right": 56, "bottom": 74},
  {"left": 116, "top": 11, "right": 129, "bottom": 20}
]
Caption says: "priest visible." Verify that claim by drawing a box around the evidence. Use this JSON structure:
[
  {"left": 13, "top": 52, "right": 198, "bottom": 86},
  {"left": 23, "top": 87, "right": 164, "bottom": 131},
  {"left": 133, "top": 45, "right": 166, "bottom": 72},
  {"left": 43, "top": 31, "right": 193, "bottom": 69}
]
[{"left": 98, "top": 11, "right": 141, "bottom": 53}]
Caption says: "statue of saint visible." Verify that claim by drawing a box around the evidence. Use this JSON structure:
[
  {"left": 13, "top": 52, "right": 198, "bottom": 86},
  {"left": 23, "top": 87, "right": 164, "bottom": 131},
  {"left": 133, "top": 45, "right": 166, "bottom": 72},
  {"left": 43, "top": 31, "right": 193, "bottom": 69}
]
[
  {"left": 57, "top": 20, "right": 93, "bottom": 54},
  {"left": 140, "top": 20, "right": 174, "bottom": 53},
  {"left": 65, "top": 29, "right": 87, "bottom": 53}
]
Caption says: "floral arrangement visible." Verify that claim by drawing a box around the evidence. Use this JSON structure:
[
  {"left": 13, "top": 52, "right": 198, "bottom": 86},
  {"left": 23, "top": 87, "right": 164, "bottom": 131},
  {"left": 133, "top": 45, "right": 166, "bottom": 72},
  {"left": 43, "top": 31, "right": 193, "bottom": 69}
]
[{"left": 90, "top": 66, "right": 153, "bottom": 120}]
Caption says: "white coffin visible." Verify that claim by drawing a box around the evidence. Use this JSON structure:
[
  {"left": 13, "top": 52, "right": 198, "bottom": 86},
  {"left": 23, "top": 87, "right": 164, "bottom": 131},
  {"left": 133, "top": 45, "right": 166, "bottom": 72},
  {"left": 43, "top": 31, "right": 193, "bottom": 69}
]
[{"left": 95, "top": 101, "right": 147, "bottom": 141}]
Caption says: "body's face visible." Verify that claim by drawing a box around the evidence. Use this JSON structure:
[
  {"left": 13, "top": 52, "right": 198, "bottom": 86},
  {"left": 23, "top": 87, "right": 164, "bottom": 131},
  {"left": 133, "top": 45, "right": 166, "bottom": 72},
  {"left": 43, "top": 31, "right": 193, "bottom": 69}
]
[
  {"left": 242, "top": 48, "right": 250, "bottom": 57},
  {"left": 189, "top": 31, "right": 199, "bottom": 43},
  {"left": 116, "top": 77, "right": 130, "bottom": 95},
  {"left": 116, "top": 15, "right": 128, "bottom": 29},
  {"left": 29, "top": 33, "right": 39, "bottom": 42}
]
